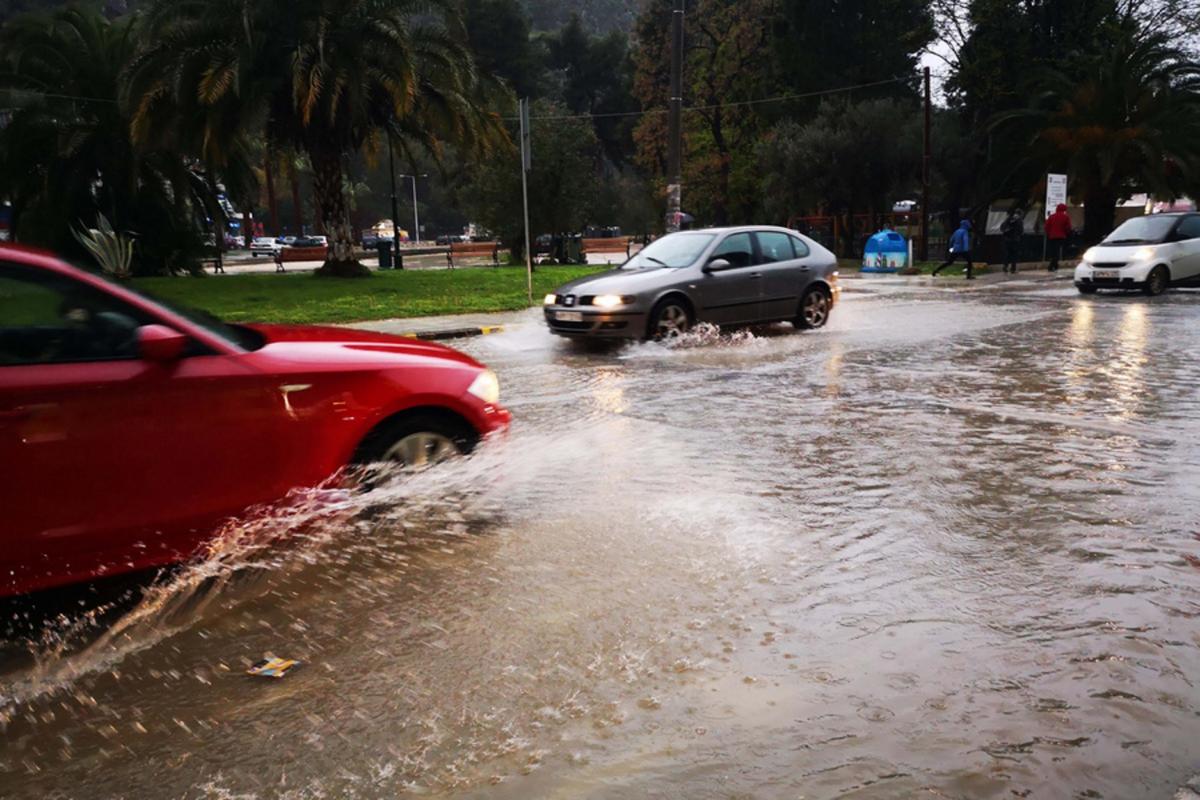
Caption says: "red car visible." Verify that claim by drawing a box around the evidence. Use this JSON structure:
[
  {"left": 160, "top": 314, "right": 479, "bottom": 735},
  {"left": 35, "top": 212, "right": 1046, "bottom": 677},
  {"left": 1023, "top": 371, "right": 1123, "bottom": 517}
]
[{"left": 0, "top": 246, "right": 511, "bottom": 597}]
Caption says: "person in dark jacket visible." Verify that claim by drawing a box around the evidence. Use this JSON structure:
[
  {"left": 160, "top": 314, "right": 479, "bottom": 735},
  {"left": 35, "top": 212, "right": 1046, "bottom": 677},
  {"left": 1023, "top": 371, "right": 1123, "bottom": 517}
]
[
  {"left": 1045, "top": 203, "right": 1071, "bottom": 272},
  {"left": 1000, "top": 209, "right": 1024, "bottom": 274},
  {"left": 932, "top": 219, "right": 974, "bottom": 279}
]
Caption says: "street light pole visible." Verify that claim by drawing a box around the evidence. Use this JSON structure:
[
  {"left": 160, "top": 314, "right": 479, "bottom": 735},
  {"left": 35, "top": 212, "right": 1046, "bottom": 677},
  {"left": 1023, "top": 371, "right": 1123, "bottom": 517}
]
[{"left": 399, "top": 173, "right": 428, "bottom": 244}]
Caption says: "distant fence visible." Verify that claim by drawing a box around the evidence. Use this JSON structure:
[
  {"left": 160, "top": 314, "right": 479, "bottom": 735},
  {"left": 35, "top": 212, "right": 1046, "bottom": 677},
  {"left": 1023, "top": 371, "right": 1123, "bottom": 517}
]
[{"left": 790, "top": 212, "right": 947, "bottom": 261}]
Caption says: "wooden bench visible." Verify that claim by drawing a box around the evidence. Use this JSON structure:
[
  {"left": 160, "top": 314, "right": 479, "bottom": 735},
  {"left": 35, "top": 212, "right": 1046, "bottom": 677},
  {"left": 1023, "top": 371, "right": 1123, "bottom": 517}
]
[
  {"left": 279, "top": 246, "right": 328, "bottom": 263},
  {"left": 447, "top": 241, "right": 501, "bottom": 268},
  {"left": 582, "top": 237, "right": 630, "bottom": 261}
]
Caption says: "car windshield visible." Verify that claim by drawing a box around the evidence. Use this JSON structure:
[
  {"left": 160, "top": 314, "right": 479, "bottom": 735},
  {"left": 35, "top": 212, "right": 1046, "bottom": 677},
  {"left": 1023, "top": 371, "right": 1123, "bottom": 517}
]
[
  {"left": 94, "top": 271, "right": 265, "bottom": 351},
  {"left": 1101, "top": 216, "right": 1177, "bottom": 245},
  {"left": 622, "top": 233, "right": 715, "bottom": 269}
]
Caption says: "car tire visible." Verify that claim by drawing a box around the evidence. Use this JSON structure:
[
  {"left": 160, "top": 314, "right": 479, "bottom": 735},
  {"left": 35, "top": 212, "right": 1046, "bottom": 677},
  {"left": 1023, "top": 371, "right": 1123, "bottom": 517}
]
[
  {"left": 647, "top": 298, "right": 692, "bottom": 340},
  {"left": 1077, "top": 284, "right": 1097, "bottom": 295},
  {"left": 353, "top": 412, "right": 477, "bottom": 470},
  {"left": 1143, "top": 265, "right": 1169, "bottom": 296},
  {"left": 796, "top": 286, "right": 832, "bottom": 330}
]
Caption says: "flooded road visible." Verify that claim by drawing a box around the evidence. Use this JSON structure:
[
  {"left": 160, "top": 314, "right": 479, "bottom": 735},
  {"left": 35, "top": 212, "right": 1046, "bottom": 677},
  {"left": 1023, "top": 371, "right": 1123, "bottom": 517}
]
[{"left": 3, "top": 277, "right": 1200, "bottom": 798}]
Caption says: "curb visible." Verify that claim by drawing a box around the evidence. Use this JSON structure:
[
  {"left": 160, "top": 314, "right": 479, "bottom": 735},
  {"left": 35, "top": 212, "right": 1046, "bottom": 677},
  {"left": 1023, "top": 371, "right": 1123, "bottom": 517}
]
[{"left": 402, "top": 325, "right": 505, "bottom": 342}]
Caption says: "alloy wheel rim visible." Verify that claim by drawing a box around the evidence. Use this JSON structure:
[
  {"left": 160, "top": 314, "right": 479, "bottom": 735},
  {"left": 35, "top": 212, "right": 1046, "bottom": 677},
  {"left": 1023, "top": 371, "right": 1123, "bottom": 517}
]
[
  {"left": 804, "top": 292, "right": 829, "bottom": 327},
  {"left": 382, "top": 432, "right": 459, "bottom": 469},
  {"left": 655, "top": 305, "right": 689, "bottom": 337}
]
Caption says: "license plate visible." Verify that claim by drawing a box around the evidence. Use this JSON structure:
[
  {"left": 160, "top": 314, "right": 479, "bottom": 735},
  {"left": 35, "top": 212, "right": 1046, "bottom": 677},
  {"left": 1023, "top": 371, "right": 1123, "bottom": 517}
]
[
  {"left": 555, "top": 311, "right": 583, "bottom": 322},
  {"left": 1094, "top": 270, "right": 1119, "bottom": 279}
]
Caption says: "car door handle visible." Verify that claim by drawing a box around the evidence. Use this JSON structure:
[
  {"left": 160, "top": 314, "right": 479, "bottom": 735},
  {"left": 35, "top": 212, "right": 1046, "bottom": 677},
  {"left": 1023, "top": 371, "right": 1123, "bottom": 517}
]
[{"left": 749, "top": 273, "right": 762, "bottom": 279}]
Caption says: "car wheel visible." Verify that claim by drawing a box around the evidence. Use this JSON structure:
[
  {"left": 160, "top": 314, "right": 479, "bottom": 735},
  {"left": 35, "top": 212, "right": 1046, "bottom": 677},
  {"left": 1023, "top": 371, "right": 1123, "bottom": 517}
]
[
  {"left": 796, "top": 286, "right": 832, "bottom": 329},
  {"left": 1077, "top": 284, "right": 1097, "bottom": 295},
  {"left": 354, "top": 412, "right": 477, "bottom": 471},
  {"left": 648, "top": 298, "right": 692, "bottom": 340},
  {"left": 1143, "top": 265, "right": 1169, "bottom": 296}
]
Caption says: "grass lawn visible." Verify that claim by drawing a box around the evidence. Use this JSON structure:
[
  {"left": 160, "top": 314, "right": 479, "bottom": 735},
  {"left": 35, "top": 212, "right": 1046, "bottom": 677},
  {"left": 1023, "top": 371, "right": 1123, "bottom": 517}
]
[{"left": 133, "top": 265, "right": 604, "bottom": 325}]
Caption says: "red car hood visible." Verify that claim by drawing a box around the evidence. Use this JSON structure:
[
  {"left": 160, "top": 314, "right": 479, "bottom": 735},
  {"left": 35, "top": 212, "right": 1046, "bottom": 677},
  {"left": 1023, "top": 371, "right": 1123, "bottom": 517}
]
[{"left": 246, "top": 324, "right": 483, "bottom": 368}]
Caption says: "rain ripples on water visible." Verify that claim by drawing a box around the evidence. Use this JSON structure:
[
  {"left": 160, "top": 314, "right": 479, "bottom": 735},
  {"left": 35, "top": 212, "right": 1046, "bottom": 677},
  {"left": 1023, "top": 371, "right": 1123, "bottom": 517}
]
[{"left": 2, "top": 282, "right": 1199, "bottom": 798}]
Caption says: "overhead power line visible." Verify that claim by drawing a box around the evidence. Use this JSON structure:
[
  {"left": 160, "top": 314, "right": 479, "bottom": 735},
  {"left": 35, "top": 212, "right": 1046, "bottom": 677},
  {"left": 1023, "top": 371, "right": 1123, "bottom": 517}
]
[{"left": 506, "top": 76, "right": 915, "bottom": 122}]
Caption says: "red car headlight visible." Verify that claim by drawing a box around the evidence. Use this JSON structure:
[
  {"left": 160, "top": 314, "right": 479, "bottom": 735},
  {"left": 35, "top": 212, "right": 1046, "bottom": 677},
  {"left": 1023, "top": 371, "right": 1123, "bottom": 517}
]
[{"left": 467, "top": 369, "right": 500, "bottom": 404}]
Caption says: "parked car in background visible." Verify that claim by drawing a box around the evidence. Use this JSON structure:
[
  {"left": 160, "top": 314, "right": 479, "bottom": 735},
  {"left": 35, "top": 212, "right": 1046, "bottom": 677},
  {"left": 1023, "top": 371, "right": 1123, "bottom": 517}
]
[
  {"left": 289, "top": 236, "right": 326, "bottom": 248},
  {"left": 544, "top": 226, "right": 839, "bottom": 340},
  {"left": 250, "top": 237, "right": 283, "bottom": 257},
  {"left": 276, "top": 235, "right": 298, "bottom": 246},
  {"left": 1075, "top": 212, "right": 1200, "bottom": 295},
  {"left": 0, "top": 246, "right": 511, "bottom": 596},
  {"left": 311, "top": 235, "right": 328, "bottom": 246}
]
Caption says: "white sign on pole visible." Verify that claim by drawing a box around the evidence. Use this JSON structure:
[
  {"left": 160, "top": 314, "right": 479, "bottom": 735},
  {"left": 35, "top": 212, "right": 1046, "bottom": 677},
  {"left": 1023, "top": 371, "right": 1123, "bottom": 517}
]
[{"left": 1046, "top": 173, "right": 1068, "bottom": 210}]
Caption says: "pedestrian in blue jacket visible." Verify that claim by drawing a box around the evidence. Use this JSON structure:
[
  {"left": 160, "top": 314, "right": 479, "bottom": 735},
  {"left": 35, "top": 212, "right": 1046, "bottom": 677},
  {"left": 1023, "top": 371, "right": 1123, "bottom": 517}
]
[{"left": 932, "top": 219, "right": 975, "bottom": 279}]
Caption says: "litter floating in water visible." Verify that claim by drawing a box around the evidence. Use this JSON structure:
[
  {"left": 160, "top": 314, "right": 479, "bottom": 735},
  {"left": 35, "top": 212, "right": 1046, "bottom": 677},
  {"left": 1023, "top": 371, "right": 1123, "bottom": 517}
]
[{"left": 247, "top": 657, "right": 301, "bottom": 679}]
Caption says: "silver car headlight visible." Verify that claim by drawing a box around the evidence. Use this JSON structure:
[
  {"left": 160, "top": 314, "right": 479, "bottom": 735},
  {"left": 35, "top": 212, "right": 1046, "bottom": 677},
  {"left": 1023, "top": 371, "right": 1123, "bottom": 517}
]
[
  {"left": 593, "top": 294, "right": 631, "bottom": 309},
  {"left": 543, "top": 293, "right": 557, "bottom": 306},
  {"left": 1082, "top": 247, "right": 1099, "bottom": 263},
  {"left": 467, "top": 369, "right": 500, "bottom": 404},
  {"left": 1132, "top": 246, "right": 1156, "bottom": 262}
]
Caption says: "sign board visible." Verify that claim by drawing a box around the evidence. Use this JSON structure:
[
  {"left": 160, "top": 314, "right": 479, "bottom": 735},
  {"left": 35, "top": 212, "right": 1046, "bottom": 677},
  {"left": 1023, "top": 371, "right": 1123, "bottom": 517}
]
[{"left": 1046, "top": 173, "right": 1068, "bottom": 211}]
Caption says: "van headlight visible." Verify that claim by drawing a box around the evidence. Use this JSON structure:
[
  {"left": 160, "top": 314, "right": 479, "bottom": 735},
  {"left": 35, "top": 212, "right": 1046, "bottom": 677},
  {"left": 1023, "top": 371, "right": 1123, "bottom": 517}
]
[{"left": 467, "top": 370, "right": 500, "bottom": 404}]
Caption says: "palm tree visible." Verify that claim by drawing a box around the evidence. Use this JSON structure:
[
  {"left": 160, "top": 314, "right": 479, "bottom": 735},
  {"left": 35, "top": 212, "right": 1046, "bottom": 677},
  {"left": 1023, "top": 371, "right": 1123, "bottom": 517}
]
[
  {"left": 126, "top": 0, "right": 507, "bottom": 276},
  {"left": 997, "top": 31, "right": 1200, "bottom": 243},
  {"left": 0, "top": 5, "right": 219, "bottom": 274}
]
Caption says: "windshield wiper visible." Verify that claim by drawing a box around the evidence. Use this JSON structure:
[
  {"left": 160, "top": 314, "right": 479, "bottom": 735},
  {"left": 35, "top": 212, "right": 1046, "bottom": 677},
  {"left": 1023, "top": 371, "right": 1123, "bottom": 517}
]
[
  {"left": 1106, "top": 238, "right": 1145, "bottom": 244},
  {"left": 641, "top": 256, "right": 668, "bottom": 267}
]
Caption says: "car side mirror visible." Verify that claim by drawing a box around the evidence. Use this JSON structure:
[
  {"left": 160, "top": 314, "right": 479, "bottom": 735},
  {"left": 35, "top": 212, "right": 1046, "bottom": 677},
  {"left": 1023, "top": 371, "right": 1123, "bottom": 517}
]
[
  {"left": 703, "top": 258, "right": 733, "bottom": 273},
  {"left": 138, "top": 324, "right": 188, "bottom": 363}
]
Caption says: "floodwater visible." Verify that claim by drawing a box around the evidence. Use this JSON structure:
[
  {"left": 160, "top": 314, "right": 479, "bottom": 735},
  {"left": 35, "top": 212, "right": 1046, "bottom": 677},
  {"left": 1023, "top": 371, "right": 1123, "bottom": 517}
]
[{"left": 2, "top": 277, "right": 1199, "bottom": 799}]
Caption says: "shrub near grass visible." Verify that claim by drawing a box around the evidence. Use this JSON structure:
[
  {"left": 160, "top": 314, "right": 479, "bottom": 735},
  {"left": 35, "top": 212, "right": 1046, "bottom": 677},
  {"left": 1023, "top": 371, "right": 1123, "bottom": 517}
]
[{"left": 133, "top": 266, "right": 604, "bottom": 325}]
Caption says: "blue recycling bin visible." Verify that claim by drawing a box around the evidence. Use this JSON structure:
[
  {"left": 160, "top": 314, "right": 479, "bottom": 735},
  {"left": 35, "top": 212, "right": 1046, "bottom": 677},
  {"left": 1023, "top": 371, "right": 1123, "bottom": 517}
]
[{"left": 861, "top": 229, "right": 908, "bottom": 273}]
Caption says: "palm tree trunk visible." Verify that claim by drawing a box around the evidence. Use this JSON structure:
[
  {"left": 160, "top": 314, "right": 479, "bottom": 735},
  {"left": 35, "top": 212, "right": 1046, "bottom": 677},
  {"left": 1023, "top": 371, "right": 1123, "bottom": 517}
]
[
  {"left": 309, "top": 145, "right": 368, "bottom": 277},
  {"left": 1082, "top": 187, "right": 1117, "bottom": 246},
  {"left": 289, "top": 159, "right": 304, "bottom": 236},
  {"left": 265, "top": 154, "right": 279, "bottom": 235}
]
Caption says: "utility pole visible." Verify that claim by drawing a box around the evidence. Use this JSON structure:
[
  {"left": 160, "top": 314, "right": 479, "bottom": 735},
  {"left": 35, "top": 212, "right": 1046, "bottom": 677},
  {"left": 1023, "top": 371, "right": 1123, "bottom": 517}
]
[
  {"left": 519, "top": 97, "right": 533, "bottom": 305},
  {"left": 388, "top": 135, "right": 402, "bottom": 268},
  {"left": 665, "top": 0, "right": 685, "bottom": 233},
  {"left": 920, "top": 66, "right": 931, "bottom": 263}
]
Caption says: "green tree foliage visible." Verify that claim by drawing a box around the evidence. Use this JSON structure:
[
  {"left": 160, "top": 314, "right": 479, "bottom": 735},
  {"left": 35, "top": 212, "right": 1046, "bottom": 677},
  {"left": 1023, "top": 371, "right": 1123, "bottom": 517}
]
[
  {"left": 0, "top": 5, "right": 214, "bottom": 275},
  {"left": 522, "top": 0, "right": 638, "bottom": 33},
  {"left": 465, "top": 0, "right": 546, "bottom": 99},
  {"left": 759, "top": 98, "right": 921, "bottom": 246},
  {"left": 633, "top": 0, "right": 777, "bottom": 226},
  {"left": 545, "top": 14, "right": 637, "bottom": 165},
  {"left": 996, "top": 31, "right": 1200, "bottom": 242},
  {"left": 773, "top": 0, "right": 934, "bottom": 100},
  {"left": 467, "top": 101, "right": 599, "bottom": 257},
  {"left": 126, "top": 0, "right": 507, "bottom": 277}
]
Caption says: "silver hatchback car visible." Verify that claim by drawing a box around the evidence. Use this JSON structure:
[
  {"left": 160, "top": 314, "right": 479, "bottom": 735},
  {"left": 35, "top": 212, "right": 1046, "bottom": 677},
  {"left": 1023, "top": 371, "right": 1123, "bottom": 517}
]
[{"left": 544, "top": 226, "right": 840, "bottom": 340}]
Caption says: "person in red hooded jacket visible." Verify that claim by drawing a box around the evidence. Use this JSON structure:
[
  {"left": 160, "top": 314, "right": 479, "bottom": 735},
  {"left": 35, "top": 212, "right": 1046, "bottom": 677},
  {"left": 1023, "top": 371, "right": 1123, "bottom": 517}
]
[{"left": 1045, "top": 203, "right": 1072, "bottom": 272}]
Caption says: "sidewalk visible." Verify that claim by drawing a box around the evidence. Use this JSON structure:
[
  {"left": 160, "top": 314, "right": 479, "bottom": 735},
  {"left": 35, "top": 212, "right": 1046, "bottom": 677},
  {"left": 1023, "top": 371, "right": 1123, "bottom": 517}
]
[{"left": 346, "top": 309, "right": 530, "bottom": 341}]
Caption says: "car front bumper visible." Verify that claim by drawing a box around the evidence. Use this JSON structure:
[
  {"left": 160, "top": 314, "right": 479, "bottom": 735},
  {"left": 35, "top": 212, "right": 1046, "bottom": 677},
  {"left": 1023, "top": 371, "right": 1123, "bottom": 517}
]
[
  {"left": 1074, "top": 261, "right": 1154, "bottom": 289},
  {"left": 543, "top": 307, "right": 648, "bottom": 339}
]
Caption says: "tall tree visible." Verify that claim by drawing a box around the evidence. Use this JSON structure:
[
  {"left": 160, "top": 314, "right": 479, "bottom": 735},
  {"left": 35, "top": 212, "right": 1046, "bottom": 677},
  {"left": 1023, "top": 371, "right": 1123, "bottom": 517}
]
[
  {"left": 996, "top": 30, "right": 1200, "bottom": 242},
  {"left": 126, "top": 0, "right": 507, "bottom": 277},
  {"left": 0, "top": 5, "right": 218, "bottom": 274},
  {"left": 633, "top": 0, "right": 777, "bottom": 226},
  {"left": 464, "top": 0, "right": 545, "bottom": 99},
  {"left": 774, "top": 0, "right": 934, "bottom": 102}
]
